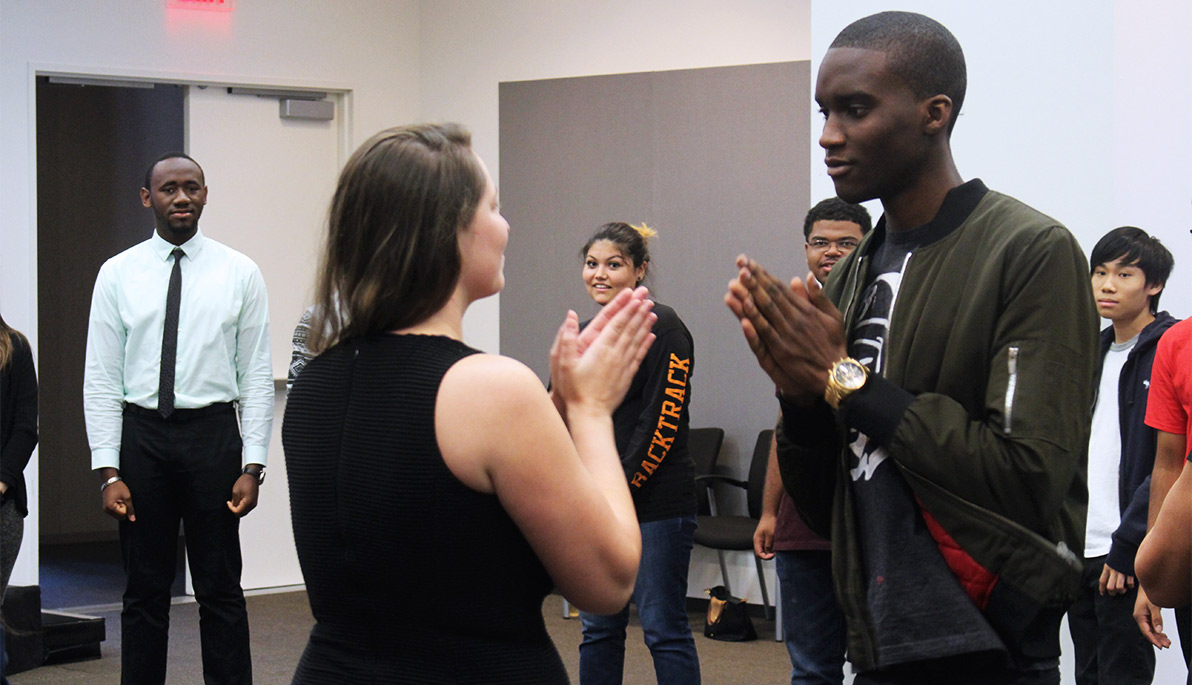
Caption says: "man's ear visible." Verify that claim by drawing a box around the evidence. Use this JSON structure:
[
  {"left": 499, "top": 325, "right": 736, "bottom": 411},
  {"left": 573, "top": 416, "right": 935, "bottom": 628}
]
[
  {"left": 923, "top": 94, "right": 954, "bottom": 136},
  {"left": 140, "top": 187, "right": 152, "bottom": 208}
]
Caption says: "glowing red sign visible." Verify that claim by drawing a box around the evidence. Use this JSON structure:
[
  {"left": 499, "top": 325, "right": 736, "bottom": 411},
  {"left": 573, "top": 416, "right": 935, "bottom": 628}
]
[{"left": 167, "top": 0, "right": 234, "bottom": 10}]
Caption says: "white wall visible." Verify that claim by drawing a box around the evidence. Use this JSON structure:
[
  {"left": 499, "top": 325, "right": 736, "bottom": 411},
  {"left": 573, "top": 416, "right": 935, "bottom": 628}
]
[
  {"left": 1111, "top": 0, "right": 1192, "bottom": 317},
  {"left": 812, "top": 3, "right": 1190, "bottom": 681},
  {"left": 811, "top": 0, "right": 1191, "bottom": 318},
  {"left": 0, "top": 0, "right": 422, "bottom": 587}
]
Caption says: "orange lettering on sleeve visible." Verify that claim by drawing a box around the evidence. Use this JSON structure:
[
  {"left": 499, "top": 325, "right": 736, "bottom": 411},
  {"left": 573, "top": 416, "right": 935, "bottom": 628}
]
[
  {"left": 647, "top": 443, "right": 667, "bottom": 463},
  {"left": 651, "top": 432, "right": 674, "bottom": 450},
  {"left": 661, "top": 401, "right": 681, "bottom": 419},
  {"left": 668, "top": 354, "right": 691, "bottom": 373}
]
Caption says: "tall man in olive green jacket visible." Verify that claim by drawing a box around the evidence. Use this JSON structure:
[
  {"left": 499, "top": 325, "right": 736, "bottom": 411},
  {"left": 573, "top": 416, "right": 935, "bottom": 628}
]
[{"left": 727, "top": 12, "right": 1097, "bottom": 685}]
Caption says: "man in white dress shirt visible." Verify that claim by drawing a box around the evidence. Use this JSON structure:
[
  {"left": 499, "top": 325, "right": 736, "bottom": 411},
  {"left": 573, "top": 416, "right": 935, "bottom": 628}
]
[{"left": 84, "top": 152, "right": 272, "bottom": 684}]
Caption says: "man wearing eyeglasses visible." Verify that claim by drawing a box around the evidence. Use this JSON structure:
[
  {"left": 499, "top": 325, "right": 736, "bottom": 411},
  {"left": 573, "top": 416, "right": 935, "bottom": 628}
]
[
  {"left": 804, "top": 198, "right": 873, "bottom": 286},
  {"left": 754, "top": 197, "right": 869, "bottom": 684}
]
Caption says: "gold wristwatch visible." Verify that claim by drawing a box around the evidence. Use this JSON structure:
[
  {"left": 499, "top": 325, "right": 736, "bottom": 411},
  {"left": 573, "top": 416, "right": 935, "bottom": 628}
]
[{"left": 824, "top": 357, "right": 868, "bottom": 409}]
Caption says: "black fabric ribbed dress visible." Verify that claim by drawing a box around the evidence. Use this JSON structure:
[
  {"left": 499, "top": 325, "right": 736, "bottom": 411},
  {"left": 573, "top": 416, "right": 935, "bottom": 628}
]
[{"left": 283, "top": 333, "right": 568, "bottom": 684}]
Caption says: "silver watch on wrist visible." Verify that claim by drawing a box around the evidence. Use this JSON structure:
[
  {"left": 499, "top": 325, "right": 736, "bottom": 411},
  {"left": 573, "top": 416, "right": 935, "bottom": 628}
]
[{"left": 242, "top": 465, "right": 265, "bottom": 485}]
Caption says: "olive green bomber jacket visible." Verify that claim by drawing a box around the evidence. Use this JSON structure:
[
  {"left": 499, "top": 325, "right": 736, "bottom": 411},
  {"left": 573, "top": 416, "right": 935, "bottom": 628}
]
[{"left": 777, "top": 187, "right": 1099, "bottom": 671}]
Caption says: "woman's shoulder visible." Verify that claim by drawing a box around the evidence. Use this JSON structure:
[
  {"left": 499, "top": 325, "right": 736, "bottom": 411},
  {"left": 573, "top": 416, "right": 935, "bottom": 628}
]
[
  {"left": 650, "top": 301, "right": 683, "bottom": 324},
  {"left": 649, "top": 302, "right": 692, "bottom": 342},
  {"left": 436, "top": 353, "right": 554, "bottom": 491},
  {"left": 7, "top": 329, "right": 29, "bottom": 350},
  {"left": 8, "top": 330, "right": 34, "bottom": 365},
  {"left": 441, "top": 353, "right": 546, "bottom": 404}
]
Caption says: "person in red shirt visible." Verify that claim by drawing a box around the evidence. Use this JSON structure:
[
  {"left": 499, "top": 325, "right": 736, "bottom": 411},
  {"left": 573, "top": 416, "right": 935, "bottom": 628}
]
[{"left": 1137, "top": 317, "right": 1192, "bottom": 667}]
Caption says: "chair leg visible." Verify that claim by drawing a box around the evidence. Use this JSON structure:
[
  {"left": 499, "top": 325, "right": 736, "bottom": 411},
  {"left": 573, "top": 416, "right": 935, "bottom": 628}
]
[
  {"left": 715, "top": 550, "right": 732, "bottom": 595},
  {"left": 772, "top": 563, "right": 783, "bottom": 642},
  {"left": 753, "top": 555, "right": 773, "bottom": 621}
]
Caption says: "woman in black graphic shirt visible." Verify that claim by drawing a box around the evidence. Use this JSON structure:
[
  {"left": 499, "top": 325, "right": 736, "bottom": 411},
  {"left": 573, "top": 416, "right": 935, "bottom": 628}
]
[{"left": 575, "top": 222, "right": 700, "bottom": 684}]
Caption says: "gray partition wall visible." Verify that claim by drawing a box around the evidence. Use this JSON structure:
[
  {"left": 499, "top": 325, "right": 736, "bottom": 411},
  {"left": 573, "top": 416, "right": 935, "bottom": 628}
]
[{"left": 499, "top": 61, "right": 811, "bottom": 469}]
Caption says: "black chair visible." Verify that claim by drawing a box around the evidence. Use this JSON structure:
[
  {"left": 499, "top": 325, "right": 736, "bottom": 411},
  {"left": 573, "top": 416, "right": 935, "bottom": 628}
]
[
  {"left": 693, "top": 429, "right": 774, "bottom": 621},
  {"left": 688, "top": 427, "right": 726, "bottom": 515}
]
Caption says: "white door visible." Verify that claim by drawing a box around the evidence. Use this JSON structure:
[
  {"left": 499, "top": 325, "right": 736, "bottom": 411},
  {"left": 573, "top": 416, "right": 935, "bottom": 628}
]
[{"left": 186, "top": 84, "right": 342, "bottom": 590}]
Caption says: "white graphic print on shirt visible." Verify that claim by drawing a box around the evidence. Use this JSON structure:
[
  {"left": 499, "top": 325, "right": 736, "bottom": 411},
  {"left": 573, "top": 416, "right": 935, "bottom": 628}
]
[{"left": 848, "top": 267, "right": 902, "bottom": 482}]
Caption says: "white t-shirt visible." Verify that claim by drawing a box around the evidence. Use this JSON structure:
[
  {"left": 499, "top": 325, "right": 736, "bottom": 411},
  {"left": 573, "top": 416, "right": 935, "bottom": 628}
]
[{"left": 1084, "top": 336, "right": 1137, "bottom": 557}]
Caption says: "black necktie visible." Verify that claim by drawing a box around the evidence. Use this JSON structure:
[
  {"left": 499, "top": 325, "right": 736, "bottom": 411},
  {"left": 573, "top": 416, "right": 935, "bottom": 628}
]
[{"left": 158, "top": 248, "right": 184, "bottom": 418}]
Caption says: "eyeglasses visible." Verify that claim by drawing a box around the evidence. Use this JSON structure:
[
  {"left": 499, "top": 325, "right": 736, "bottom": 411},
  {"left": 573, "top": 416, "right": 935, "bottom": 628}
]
[{"left": 807, "top": 238, "right": 860, "bottom": 251}]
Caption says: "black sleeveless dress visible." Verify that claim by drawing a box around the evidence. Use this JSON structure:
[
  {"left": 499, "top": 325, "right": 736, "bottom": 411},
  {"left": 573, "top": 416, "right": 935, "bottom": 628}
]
[{"left": 283, "top": 333, "right": 568, "bottom": 684}]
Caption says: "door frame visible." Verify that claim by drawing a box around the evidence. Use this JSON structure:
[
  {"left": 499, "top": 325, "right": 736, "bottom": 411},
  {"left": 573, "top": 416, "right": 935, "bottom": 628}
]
[{"left": 22, "top": 62, "right": 353, "bottom": 588}]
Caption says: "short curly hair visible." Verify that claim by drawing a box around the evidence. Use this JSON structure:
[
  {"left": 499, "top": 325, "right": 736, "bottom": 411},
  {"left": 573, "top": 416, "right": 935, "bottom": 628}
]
[{"left": 803, "top": 198, "right": 872, "bottom": 241}]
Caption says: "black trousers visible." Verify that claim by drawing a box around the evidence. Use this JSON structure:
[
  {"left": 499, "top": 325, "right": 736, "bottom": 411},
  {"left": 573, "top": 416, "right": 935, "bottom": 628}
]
[
  {"left": 1067, "top": 556, "right": 1156, "bottom": 685},
  {"left": 1178, "top": 604, "right": 1191, "bottom": 668},
  {"left": 118, "top": 403, "right": 251, "bottom": 685},
  {"left": 854, "top": 652, "right": 1059, "bottom": 685}
]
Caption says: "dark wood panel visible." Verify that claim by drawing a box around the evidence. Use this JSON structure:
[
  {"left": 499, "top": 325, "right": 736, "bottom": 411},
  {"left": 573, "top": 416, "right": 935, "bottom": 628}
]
[{"left": 36, "top": 78, "right": 185, "bottom": 542}]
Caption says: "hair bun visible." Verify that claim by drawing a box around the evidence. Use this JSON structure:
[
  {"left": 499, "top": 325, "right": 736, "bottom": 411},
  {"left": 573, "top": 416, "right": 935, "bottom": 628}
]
[{"left": 630, "top": 222, "right": 657, "bottom": 239}]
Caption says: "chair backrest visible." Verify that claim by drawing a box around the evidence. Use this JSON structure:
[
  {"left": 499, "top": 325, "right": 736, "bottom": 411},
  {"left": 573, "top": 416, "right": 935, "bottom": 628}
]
[
  {"left": 688, "top": 426, "right": 725, "bottom": 515},
  {"left": 746, "top": 429, "right": 775, "bottom": 519}
]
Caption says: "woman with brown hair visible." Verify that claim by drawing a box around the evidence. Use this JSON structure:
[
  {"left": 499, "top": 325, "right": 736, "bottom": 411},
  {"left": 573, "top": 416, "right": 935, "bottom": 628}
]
[
  {"left": 575, "top": 222, "right": 700, "bottom": 684},
  {"left": 283, "top": 124, "right": 656, "bottom": 684}
]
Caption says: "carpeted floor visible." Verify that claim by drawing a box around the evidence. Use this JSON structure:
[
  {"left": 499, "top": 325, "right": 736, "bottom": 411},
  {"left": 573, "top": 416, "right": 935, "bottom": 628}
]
[{"left": 9, "top": 590, "right": 808, "bottom": 684}]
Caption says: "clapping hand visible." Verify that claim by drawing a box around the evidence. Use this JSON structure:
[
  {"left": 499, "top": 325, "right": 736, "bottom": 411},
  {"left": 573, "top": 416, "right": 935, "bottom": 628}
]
[
  {"left": 550, "top": 287, "right": 656, "bottom": 421},
  {"left": 725, "top": 255, "right": 847, "bottom": 405}
]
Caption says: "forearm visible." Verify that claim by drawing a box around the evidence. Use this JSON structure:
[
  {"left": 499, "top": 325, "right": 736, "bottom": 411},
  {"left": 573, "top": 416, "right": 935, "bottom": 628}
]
[
  {"left": 0, "top": 403, "right": 37, "bottom": 483},
  {"left": 236, "top": 271, "right": 273, "bottom": 464},
  {"left": 568, "top": 407, "right": 638, "bottom": 532},
  {"left": 775, "top": 397, "right": 838, "bottom": 538},
  {"left": 0, "top": 435, "right": 36, "bottom": 487},
  {"left": 620, "top": 332, "right": 689, "bottom": 468},
  {"left": 891, "top": 392, "right": 1083, "bottom": 532},
  {"left": 1108, "top": 477, "right": 1151, "bottom": 576},
  {"left": 838, "top": 374, "right": 914, "bottom": 445},
  {"left": 286, "top": 308, "right": 314, "bottom": 394},
  {"left": 1148, "top": 431, "right": 1187, "bottom": 529},
  {"left": 760, "top": 431, "right": 783, "bottom": 518},
  {"left": 1137, "top": 461, "right": 1192, "bottom": 607},
  {"left": 236, "top": 336, "right": 273, "bottom": 465},
  {"left": 83, "top": 393, "right": 124, "bottom": 470},
  {"left": 1, "top": 345, "right": 39, "bottom": 482},
  {"left": 237, "top": 388, "right": 273, "bottom": 466}
]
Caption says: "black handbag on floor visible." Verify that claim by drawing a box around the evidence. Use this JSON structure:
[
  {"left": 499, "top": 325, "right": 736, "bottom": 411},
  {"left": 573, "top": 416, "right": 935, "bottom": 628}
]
[{"left": 703, "top": 585, "right": 756, "bottom": 641}]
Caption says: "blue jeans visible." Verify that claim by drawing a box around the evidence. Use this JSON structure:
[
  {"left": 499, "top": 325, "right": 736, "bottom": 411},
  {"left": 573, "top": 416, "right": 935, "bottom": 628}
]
[
  {"left": 579, "top": 515, "right": 700, "bottom": 684},
  {"left": 775, "top": 550, "right": 847, "bottom": 685}
]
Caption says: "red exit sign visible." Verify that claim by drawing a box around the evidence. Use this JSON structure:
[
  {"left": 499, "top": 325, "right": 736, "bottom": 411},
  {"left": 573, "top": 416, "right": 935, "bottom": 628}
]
[{"left": 168, "top": 0, "right": 234, "bottom": 10}]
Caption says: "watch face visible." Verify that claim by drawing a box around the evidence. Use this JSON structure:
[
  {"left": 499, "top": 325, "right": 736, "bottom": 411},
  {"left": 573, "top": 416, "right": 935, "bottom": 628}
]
[{"left": 834, "top": 361, "right": 866, "bottom": 390}]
